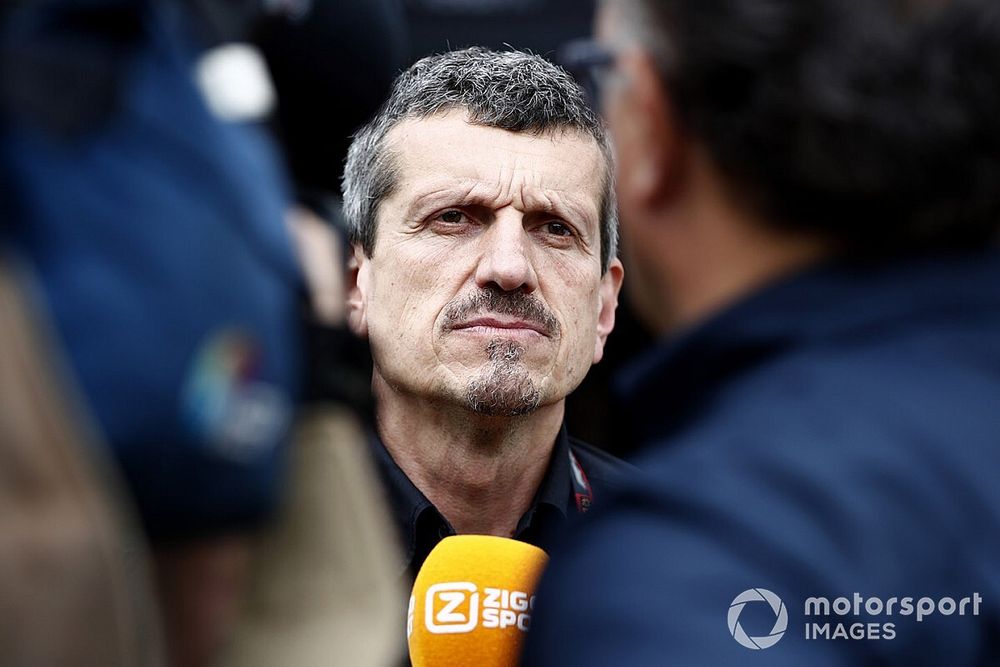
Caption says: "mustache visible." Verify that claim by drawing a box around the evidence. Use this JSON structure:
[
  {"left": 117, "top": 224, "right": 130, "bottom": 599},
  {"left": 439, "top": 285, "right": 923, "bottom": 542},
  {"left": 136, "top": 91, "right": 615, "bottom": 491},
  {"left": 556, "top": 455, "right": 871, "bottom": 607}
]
[{"left": 442, "top": 287, "right": 561, "bottom": 338}]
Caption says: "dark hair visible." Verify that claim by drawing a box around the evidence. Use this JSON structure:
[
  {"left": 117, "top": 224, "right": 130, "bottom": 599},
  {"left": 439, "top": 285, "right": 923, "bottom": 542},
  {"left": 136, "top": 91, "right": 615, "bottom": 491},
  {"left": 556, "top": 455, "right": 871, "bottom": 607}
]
[
  {"left": 342, "top": 47, "right": 619, "bottom": 272},
  {"left": 624, "top": 0, "right": 1000, "bottom": 252}
]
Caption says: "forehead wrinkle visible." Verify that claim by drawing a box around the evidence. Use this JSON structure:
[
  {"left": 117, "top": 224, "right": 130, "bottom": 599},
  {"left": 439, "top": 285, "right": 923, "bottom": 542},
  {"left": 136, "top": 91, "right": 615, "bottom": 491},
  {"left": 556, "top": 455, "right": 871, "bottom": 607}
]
[
  {"left": 404, "top": 178, "right": 513, "bottom": 218},
  {"left": 515, "top": 169, "right": 602, "bottom": 236},
  {"left": 401, "top": 179, "right": 480, "bottom": 221},
  {"left": 516, "top": 182, "right": 569, "bottom": 218},
  {"left": 501, "top": 150, "right": 597, "bottom": 210},
  {"left": 389, "top": 116, "right": 604, "bottom": 230}
]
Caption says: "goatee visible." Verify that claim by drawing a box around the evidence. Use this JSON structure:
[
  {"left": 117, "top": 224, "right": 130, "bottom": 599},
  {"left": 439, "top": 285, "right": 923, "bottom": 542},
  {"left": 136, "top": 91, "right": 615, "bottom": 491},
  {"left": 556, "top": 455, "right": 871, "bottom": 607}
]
[{"left": 465, "top": 339, "right": 540, "bottom": 416}]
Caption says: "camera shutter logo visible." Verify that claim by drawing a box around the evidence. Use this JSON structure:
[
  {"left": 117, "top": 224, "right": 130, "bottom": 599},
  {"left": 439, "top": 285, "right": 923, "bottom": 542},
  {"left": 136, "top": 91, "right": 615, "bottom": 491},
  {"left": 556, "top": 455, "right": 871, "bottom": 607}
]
[{"left": 728, "top": 588, "right": 788, "bottom": 649}]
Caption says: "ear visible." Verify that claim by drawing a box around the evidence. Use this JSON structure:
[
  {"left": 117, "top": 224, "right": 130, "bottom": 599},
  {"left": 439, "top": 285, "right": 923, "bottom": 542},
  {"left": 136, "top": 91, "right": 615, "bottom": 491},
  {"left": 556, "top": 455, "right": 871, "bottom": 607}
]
[
  {"left": 592, "top": 257, "right": 625, "bottom": 364},
  {"left": 346, "top": 244, "right": 370, "bottom": 338},
  {"left": 611, "top": 50, "right": 681, "bottom": 209}
]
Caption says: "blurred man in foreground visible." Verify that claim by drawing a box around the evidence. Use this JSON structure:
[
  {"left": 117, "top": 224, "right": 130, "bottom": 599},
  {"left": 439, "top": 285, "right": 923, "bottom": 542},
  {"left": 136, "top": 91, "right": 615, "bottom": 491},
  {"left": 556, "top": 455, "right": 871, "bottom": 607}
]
[
  {"left": 525, "top": 0, "right": 1000, "bottom": 664},
  {"left": 341, "top": 48, "right": 629, "bottom": 578}
]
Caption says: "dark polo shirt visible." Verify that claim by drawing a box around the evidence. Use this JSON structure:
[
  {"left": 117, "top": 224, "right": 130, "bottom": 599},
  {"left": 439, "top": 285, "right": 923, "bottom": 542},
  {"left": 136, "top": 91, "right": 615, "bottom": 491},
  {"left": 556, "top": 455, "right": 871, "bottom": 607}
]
[{"left": 370, "top": 425, "right": 632, "bottom": 579}]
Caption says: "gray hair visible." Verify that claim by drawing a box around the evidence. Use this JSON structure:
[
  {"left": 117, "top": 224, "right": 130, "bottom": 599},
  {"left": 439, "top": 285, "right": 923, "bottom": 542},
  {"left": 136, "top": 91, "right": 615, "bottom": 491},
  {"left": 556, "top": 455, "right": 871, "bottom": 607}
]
[{"left": 341, "top": 47, "right": 619, "bottom": 273}]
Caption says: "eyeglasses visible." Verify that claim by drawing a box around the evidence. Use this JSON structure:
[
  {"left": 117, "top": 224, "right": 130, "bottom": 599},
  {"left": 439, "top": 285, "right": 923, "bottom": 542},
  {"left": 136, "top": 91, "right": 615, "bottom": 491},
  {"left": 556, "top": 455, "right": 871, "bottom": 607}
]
[{"left": 557, "top": 38, "right": 617, "bottom": 113}]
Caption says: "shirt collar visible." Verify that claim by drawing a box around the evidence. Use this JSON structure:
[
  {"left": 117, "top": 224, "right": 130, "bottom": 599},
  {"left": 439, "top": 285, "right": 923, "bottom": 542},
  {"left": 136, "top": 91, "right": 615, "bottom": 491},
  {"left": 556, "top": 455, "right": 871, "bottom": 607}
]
[
  {"left": 368, "top": 424, "right": 576, "bottom": 575},
  {"left": 617, "top": 250, "right": 1000, "bottom": 445}
]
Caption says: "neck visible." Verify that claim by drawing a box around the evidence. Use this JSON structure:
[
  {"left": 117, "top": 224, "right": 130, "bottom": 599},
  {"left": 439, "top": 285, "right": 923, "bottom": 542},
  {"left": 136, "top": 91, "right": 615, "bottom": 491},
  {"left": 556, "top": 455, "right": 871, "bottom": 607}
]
[
  {"left": 643, "top": 147, "right": 833, "bottom": 332},
  {"left": 373, "top": 373, "right": 563, "bottom": 537}
]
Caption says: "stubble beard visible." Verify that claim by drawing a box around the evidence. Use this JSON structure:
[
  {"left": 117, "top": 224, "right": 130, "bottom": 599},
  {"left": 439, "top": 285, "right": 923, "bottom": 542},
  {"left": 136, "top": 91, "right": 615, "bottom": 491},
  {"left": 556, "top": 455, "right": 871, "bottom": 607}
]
[{"left": 464, "top": 338, "right": 541, "bottom": 416}]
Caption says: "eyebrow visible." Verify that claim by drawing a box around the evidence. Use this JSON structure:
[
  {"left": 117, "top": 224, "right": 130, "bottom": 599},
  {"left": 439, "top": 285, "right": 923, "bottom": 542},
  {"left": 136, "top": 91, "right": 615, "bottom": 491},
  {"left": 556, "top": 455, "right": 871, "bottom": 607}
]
[
  {"left": 402, "top": 182, "right": 482, "bottom": 222},
  {"left": 529, "top": 190, "right": 600, "bottom": 233},
  {"left": 402, "top": 180, "right": 600, "bottom": 236}
]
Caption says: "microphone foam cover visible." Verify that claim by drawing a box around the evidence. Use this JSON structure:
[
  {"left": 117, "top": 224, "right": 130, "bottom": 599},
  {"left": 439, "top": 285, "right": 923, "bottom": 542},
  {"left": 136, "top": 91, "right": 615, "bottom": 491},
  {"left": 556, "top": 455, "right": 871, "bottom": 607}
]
[{"left": 408, "top": 535, "right": 549, "bottom": 667}]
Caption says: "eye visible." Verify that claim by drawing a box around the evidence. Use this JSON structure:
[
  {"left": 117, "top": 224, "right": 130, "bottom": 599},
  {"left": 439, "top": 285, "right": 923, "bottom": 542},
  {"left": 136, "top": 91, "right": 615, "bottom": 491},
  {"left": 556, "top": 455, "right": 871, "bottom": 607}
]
[
  {"left": 426, "top": 208, "right": 479, "bottom": 236},
  {"left": 542, "top": 221, "right": 575, "bottom": 237},
  {"left": 436, "top": 210, "right": 467, "bottom": 224}
]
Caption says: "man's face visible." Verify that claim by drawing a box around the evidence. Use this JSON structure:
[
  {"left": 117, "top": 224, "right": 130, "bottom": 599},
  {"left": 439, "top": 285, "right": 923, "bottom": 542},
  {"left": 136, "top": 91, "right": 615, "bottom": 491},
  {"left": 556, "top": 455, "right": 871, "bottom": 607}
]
[{"left": 349, "top": 109, "right": 623, "bottom": 416}]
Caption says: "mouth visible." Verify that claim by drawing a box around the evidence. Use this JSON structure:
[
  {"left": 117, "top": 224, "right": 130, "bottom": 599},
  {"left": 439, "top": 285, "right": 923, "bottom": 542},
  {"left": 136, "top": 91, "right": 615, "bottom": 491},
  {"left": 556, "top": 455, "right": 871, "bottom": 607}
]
[{"left": 450, "top": 316, "right": 550, "bottom": 337}]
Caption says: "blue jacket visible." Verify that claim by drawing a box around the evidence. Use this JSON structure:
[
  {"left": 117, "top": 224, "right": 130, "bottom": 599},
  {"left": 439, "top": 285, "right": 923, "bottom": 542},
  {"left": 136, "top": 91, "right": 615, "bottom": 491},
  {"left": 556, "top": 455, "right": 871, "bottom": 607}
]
[
  {"left": 1, "top": 1, "right": 301, "bottom": 540},
  {"left": 524, "top": 250, "right": 1000, "bottom": 666}
]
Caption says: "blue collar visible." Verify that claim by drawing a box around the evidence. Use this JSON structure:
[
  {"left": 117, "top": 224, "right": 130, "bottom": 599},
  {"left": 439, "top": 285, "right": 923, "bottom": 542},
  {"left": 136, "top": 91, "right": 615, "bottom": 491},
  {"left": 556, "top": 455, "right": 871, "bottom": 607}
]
[{"left": 617, "top": 249, "right": 1000, "bottom": 445}]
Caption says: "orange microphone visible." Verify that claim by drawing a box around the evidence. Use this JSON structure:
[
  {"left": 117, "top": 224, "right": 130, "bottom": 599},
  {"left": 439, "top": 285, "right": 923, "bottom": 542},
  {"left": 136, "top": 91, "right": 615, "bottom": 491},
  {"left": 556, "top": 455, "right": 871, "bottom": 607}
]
[{"left": 407, "top": 535, "right": 550, "bottom": 667}]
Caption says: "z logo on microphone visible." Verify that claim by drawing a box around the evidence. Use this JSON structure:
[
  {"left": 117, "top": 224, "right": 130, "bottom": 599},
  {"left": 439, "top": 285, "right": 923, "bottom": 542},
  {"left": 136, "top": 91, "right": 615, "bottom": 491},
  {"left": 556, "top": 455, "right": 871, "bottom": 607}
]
[{"left": 426, "top": 582, "right": 479, "bottom": 634}]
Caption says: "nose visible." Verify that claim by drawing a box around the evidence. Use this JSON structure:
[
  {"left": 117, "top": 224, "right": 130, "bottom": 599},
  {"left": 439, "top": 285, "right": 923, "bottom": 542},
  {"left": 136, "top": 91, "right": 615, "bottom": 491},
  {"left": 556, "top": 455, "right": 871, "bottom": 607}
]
[{"left": 474, "top": 212, "right": 539, "bottom": 294}]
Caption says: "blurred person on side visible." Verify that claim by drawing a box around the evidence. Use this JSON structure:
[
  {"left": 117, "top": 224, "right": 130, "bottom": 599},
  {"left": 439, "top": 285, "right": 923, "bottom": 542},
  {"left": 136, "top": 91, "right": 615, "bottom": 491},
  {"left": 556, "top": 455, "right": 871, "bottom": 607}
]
[
  {"left": 1, "top": 1, "right": 299, "bottom": 664},
  {"left": 341, "top": 47, "right": 631, "bottom": 582},
  {"left": 524, "top": 0, "right": 1000, "bottom": 664},
  {"left": 221, "top": 5, "right": 413, "bottom": 665}
]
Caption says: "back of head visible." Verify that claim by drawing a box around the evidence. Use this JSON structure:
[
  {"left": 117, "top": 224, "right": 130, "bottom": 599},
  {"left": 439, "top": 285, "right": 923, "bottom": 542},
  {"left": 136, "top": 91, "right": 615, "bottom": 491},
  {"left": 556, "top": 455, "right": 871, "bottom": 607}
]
[
  {"left": 617, "top": 0, "right": 1000, "bottom": 254},
  {"left": 342, "top": 47, "right": 620, "bottom": 272}
]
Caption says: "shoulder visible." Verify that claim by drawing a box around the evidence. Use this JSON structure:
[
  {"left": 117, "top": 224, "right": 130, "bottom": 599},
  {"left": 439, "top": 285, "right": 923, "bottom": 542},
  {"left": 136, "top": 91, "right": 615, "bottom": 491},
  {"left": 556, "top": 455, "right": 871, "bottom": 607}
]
[
  {"left": 526, "top": 419, "right": 996, "bottom": 665},
  {"left": 524, "top": 319, "right": 1000, "bottom": 664},
  {"left": 577, "top": 341, "right": 1000, "bottom": 595}
]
